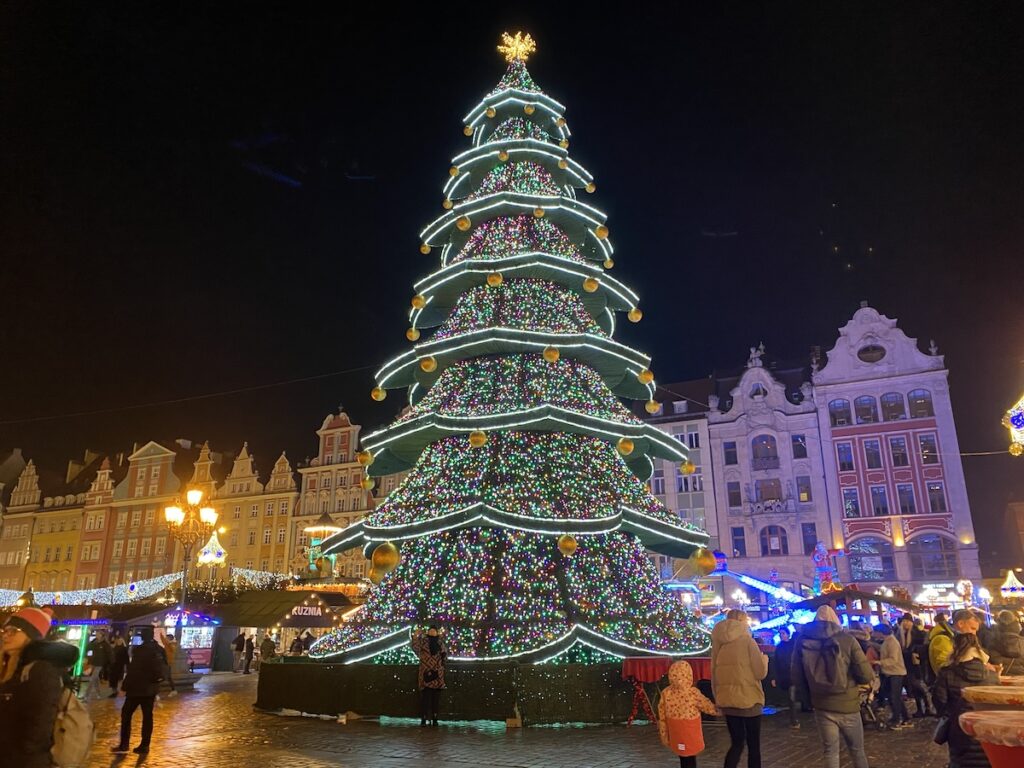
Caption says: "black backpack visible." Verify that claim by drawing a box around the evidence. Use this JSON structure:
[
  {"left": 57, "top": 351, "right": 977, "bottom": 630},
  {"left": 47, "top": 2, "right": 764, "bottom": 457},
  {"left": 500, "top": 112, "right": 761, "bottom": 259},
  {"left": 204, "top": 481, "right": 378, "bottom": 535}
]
[{"left": 800, "top": 635, "right": 849, "bottom": 695}]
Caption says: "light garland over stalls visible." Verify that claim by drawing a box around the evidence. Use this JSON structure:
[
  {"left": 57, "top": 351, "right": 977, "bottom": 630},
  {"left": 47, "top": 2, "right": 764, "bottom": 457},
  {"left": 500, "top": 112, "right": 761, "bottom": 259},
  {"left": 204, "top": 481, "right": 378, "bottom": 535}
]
[
  {"left": 229, "top": 566, "right": 293, "bottom": 590},
  {"left": 309, "top": 528, "right": 709, "bottom": 662},
  {"left": 0, "top": 571, "right": 186, "bottom": 607}
]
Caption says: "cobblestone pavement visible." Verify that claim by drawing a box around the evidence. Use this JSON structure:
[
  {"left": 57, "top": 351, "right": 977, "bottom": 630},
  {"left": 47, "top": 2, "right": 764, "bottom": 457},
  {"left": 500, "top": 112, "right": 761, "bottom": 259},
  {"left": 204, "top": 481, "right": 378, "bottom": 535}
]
[{"left": 83, "top": 673, "right": 951, "bottom": 768}]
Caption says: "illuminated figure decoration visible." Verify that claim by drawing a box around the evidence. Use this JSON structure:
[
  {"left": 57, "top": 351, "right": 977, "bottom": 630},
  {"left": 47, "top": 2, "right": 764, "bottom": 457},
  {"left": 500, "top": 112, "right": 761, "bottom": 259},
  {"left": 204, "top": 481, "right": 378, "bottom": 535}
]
[
  {"left": 1004, "top": 393, "right": 1024, "bottom": 457},
  {"left": 196, "top": 530, "right": 228, "bottom": 568},
  {"left": 811, "top": 541, "right": 844, "bottom": 594},
  {"left": 1001, "top": 570, "right": 1024, "bottom": 600},
  {"left": 310, "top": 34, "right": 710, "bottom": 663},
  {"left": 304, "top": 513, "right": 343, "bottom": 577}
]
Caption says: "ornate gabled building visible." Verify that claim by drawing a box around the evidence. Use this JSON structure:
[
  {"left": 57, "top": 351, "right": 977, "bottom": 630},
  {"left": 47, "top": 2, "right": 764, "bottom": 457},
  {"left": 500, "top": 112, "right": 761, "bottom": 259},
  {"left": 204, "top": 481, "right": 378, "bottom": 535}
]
[
  {"left": 0, "top": 459, "right": 40, "bottom": 589},
  {"left": 704, "top": 345, "right": 833, "bottom": 592},
  {"left": 294, "top": 409, "right": 375, "bottom": 579},
  {"left": 211, "top": 443, "right": 297, "bottom": 578},
  {"left": 813, "top": 302, "right": 981, "bottom": 591}
]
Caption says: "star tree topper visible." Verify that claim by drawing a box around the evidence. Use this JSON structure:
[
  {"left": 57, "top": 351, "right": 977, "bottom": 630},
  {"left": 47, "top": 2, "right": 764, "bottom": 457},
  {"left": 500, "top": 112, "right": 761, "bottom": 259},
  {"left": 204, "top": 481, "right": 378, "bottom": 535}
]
[{"left": 498, "top": 31, "right": 537, "bottom": 62}]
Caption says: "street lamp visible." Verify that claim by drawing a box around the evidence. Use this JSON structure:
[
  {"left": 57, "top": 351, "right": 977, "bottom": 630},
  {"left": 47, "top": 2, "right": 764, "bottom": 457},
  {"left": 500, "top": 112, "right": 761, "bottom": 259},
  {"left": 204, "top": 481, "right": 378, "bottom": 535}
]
[{"left": 164, "top": 488, "right": 218, "bottom": 649}]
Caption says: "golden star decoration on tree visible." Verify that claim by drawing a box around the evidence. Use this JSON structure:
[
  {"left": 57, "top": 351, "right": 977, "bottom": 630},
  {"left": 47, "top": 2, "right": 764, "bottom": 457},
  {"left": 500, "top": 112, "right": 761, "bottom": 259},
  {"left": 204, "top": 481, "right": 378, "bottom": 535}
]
[{"left": 498, "top": 31, "right": 537, "bottom": 63}]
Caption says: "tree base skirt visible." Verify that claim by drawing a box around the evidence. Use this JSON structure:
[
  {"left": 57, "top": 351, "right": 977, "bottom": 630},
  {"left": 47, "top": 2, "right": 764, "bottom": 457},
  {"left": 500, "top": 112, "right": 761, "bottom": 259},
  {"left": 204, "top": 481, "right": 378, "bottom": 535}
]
[{"left": 255, "top": 660, "right": 639, "bottom": 725}]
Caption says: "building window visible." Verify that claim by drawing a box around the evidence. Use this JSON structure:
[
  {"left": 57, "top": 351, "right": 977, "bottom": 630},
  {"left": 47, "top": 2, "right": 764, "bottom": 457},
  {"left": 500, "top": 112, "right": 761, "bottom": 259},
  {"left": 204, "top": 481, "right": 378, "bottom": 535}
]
[
  {"left": 751, "top": 435, "right": 779, "bottom": 470},
  {"left": 801, "top": 522, "right": 818, "bottom": 555},
  {"left": 263, "top": 528, "right": 272, "bottom": 545},
  {"left": 117, "top": 512, "right": 127, "bottom": 528},
  {"left": 843, "top": 488, "right": 861, "bottom": 518},
  {"left": 233, "top": 506, "right": 241, "bottom": 519},
  {"left": 919, "top": 434, "right": 939, "bottom": 465},
  {"left": 687, "top": 432, "right": 700, "bottom": 449},
  {"left": 266, "top": 503, "right": 273, "bottom": 516},
  {"left": 760, "top": 525, "right": 789, "bottom": 556},
  {"left": 86, "top": 515, "right": 95, "bottom": 531},
  {"left": 889, "top": 437, "right": 909, "bottom": 467},
  {"left": 261, "top": 559, "right": 269, "bottom": 571},
  {"left": 908, "top": 534, "right": 959, "bottom": 579},
  {"left": 837, "top": 443, "right": 855, "bottom": 472},
  {"left": 248, "top": 530, "right": 256, "bottom": 545},
  {"left": 651, "top": 464, "right": 665, "bottom": 495},
  {"left": 731, "top": 527, "right": 747, "bottom": 557},
  {"left": 298, "top": 532, "right": 308, "bottom": 547},
  {"left": 65, "top": 545, "right": 73, "bottom": 561},
  {"left": 755, "top": 478, "right": 783, "bottom": 501},
  {"left": 141, "top": 539, "right": 151, "bottom": 556},
  {"left": 126, "top": 540, "right": 138, "bottom": 557},
  {"left": 112, "top": 541, "right": 123, "bottom": 557},
  {"left": 155, "top": 538, "right": 166, "bottom": 556},
  {"left": 849, "top": 537, "right": 897, "bottom": 581},
  {"left": 723, "top": 442, "right": 738, "bottom": 465},
  {"left": 727, "top": 481, "right": 743, "bottom": 508},
  {"left": 863, "top": 439, "right": 883, "bottom": 470},
  {"left": 796, "top": 475, "right": 812, "bottom": 503},
  {"left": 881, "top": 392, "right": 906, "bottom": 421},
  {"left": 250, "top": 504, "right": 258, "bottom": 518},
  {"left": 277, "top": 528, "right": 286, "bottom": 544},
  {"left": 870, "top": 486, "right": 890, "bottom": 516},
  {"left": 230, "top": 533, "right": 238, "bottom": 547},
  {"left": 855, "top": 396, "right": 879, "bottom": 424},
  {"left": 897, "top": 484, "right": 917, "bottom": 515},
  {"left": 829, "top": 399, "right": 852, "bottom": 426},
  {"left": 792, "top": 434, "right": 808, "bottom": 459},
  {"left": 144, "top": 509, "right": 154, "bottom": 526},
  {"left": 908, "top": 389, "right": 935, "bottom": 418},
  {"left": 279, "top": 501, "right": 289, "bottom": 515},
  {"left": 927, "top": 482, "right": 947, "bottom": 513}
]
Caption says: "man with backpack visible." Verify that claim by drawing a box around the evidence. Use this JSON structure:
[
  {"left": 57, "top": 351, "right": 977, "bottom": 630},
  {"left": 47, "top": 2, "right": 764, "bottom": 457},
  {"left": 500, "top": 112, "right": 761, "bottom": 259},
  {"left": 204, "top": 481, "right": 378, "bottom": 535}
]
[{"left": 792, "top": 605, "right": 874, "bottom": 768}]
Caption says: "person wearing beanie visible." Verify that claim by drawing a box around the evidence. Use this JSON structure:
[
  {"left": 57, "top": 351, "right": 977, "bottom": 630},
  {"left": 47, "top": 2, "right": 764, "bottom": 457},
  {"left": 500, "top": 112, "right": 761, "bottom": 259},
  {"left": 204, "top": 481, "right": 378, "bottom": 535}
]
[
  {"left": 0, "top": 607, "right": 79, "bottom": 768},
  {"left": 113, "top": 626, "right": 166, "bottom": 755},
  {"left": 792, "top": 604, "right": 873, "bottom": 768}
]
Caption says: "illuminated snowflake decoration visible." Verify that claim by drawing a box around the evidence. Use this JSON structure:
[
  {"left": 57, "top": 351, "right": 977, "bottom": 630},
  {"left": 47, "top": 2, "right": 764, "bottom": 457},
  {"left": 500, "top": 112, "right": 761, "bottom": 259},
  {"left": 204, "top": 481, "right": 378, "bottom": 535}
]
[{"left": 498, "top": 31, "right": 537, "bottom": 63}]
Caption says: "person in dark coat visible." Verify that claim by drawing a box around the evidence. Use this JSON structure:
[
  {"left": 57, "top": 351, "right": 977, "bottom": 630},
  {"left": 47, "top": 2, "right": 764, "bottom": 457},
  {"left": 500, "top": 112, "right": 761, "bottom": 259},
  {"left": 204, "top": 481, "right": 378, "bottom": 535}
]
[
  {"left": 932, "top": 632, "right": 999, "bottom": 768},
  {"left": 113, "top": 627, "right": 166, "bottom": 755},
  {"left": 232, "top": 631, "right": 246, "bottom": 672},
  {"left": 987, "top": 610, "right": 1023, "bottom": 675},
  {"left": 243, "top": 634, "right": 255, "bottom": 674},
  {"left": 770, "top": 628, "right": 800, "bottom": 729},
  {"left": 108, "top": 634, "right": 130, "bottom": 698},
  {"left": 896, "top": 613, "right": 935, "bottom": 716},
  {"left": 83, "top": 629, "right": 112, "bottom": 700},
  {"left": 0, "top": 607, "right": 79, "bottom": 768},
  {"left": 413, "top": 626, "right": 447, "bottom": 727}
]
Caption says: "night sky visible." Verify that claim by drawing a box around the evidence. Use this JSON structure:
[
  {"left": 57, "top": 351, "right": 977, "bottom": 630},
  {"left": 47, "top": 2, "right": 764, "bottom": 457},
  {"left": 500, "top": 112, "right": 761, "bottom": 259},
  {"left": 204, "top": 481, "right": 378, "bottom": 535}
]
[{"left": 2, "top": 4, "right": 1022, "bottom": 571}]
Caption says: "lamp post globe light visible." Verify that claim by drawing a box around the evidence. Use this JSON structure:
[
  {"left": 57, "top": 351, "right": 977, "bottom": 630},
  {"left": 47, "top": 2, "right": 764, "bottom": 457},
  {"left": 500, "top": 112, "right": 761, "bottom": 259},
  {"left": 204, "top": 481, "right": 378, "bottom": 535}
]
[{"left": 164, "top": 488, "right": 217, "bottom": 680}]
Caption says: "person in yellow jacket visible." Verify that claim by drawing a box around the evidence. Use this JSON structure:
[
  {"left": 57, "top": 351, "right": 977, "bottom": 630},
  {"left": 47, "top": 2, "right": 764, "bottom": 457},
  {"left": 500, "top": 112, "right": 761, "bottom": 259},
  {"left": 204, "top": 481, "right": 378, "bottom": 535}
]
[{"left": 929, "top": 610, "right": 981, "bottom": 675}]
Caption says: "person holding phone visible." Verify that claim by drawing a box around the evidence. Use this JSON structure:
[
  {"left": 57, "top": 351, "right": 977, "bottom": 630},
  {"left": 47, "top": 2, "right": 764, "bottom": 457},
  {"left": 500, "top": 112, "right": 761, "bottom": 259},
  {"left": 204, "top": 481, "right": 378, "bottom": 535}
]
[
  {"left": 112, "top": 627, "right": 165, "bottom": 756},
  {"left": 412, "top": 625, "right": 447, "bottom": 727}
]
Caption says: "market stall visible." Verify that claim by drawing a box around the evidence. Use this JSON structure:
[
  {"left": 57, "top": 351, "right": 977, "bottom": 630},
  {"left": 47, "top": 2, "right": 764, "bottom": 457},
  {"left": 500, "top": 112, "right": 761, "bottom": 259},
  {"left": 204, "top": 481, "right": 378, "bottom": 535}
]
[{"left": 119, "top": 606, "right": 221, "bottom": 670}]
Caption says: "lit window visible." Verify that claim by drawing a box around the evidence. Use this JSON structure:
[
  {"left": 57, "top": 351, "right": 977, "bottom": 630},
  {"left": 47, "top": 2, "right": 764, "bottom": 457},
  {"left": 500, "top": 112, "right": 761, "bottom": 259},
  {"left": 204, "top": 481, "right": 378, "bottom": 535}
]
[
  {"left": 919, "top": 434, "right": 939, "bottom": 465},
  {"left": 854, "top": 396, "right": 879, "bottom": 424},
  {"left": 796, "top": 476, "right": 812, "bottom": 502},
  {"left": 881, "top": 393, "right": 906, "bottom": 421},
  {"left": 829, "top": 399, "right": 852, "bottom": 426},
  {"left": 843, "top": 488, "right": 861, "bottom": 518},
  {"left": 908, "top": 390, "right": 934, "bottom": 418},
  {"left": 760, "top": 525, "right": 789, "bottom": 556},
  {"left": 731, "top": 527, "right": 747, "bottom": 557},
  {"left": 927, "top": 482, "right": 947, "bottom": 513},
  {"left": 849, "top": 537, "right": 896, "bottom": 581}
]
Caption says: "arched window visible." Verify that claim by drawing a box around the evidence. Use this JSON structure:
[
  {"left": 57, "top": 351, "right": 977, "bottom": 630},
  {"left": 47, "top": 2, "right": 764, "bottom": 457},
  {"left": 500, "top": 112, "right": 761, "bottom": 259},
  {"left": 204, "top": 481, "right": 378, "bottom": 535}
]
[
  {"left": 854, "top": 396, "right": 879, "bottom": 424},
  {"left": 880, "top": 392, "right": 906, "bottom": 421},
  {"left": 908, "top": 389, "right": 934, "bottom": 418},
  {"left": 760, "top": 525, "right": 789, "bottom": 556},
  {"left": 848, "top": 537, "right": 897, "bottom": 581},
  {"left": 908, "top": 534, "right": 959, "bottom": 580},
  {"left": 829, "top": 399, "right": 852, "bottom": 427},
  {"left": 751, "top": 435, "right": 779, "bottom": 470}
]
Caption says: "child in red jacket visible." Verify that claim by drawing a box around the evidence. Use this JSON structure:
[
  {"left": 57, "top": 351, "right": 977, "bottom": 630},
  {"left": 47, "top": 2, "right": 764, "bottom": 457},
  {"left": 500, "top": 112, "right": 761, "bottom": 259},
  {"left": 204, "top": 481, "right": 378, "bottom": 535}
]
[{"left": 658, "top": 660, "right": 721, "bottom": 767}]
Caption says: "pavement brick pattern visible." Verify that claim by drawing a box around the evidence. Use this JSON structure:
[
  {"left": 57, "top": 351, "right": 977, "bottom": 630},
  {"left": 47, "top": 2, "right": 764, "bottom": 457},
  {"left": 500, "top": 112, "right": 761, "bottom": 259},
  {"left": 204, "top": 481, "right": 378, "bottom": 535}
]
[{"left": 82, "top": 673, "right": 951, "bottom": 768}]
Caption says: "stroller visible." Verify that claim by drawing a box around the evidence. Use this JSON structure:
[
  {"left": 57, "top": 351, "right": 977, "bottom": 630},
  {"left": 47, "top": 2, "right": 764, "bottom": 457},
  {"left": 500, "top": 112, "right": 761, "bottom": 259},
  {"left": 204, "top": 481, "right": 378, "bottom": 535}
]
[{"left": 859, "top": 675, "right": 885, "bottom": 730}]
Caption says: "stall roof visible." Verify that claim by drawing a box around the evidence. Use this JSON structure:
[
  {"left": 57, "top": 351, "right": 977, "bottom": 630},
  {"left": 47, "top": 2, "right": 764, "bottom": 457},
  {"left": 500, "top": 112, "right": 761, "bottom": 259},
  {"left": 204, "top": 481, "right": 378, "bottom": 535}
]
[
  {"left": 213, "top": 590, "right": 353, "bottom": 629},
  {"left": 795, "top": 588, "right": 921, "bottom": 613}
]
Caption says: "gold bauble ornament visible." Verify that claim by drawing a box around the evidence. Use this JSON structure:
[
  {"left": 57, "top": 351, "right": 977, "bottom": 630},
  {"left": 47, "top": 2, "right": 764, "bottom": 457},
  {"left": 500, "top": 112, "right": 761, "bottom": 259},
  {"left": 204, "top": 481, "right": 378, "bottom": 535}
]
[
  {"left": 371, "top": 542, "right": 400, "bottom": 573},
  {"left": 617, "top": 437, "right": 635, "bottom": 456},
  {"left": 645, "top": 400, "right": 660, "bottom": 414},
  {"left": 485, "top": 107, "right": 496, "bottom": 118},
  {"left": 419, "top": 243, "right": 431, "bottom": 255},
  {"left": 585, "top": 182, "right": 596, "bottom": 193},
  {"left": 420, "top": 356, "right": 437, "bottom": 373},
  {"left": 367, "top": 566, "right": 383, "bottom": 585},
  {"left": 628, "top": 307, "right": 643, "bottom": 323},
  {"left": 582, "top": 277, "right": 600, "bottom": 293},
  {"left": 556, "top": 117, "right": 566, "bottom": 127},
  {"left": 463, "top": 125, "right": 474, "bottom": 136},
  {"left": 603, "top": 258, "right": 614, "bottom": 269},
  {"left": 406, "top": 327, "right": 421, "bottom": 341},
  {"left": 411, "top": 294, "right": 426, "bottom": 309},
  {"left": 689, "top": 548, "right": 716, "bottom": 577},
  {"left": 681, "top": 460, "right": 696, "bottom": 475},
  {"left": 637, "top": 368, "right": 655, "bottom": 385},
  {"left": 557, "top": 534, "right": 577, "bottom": 557},
  {"left": 524, "top": 104, "right": 535, "bottom": 115},
  {"left": 442, "top": 198, "right": 453, "bottom": 210},
  {"left": 456, "top": 215, "right": 472, "bottom": 231},
  {"left": 314, "top": 557, "right": 327, "bottom": 574},
  {"left": 595, "top": 225, "right": 609, "bottom": 239},
  {"left": 559, "top": 139, "right": 569, "bottom": 149},
  {"left": 543, "top": 346, "right": 560, "bottom": 363},
  {"left": 533, "top": 207, "right": 545, "bottom": 218},
  {"left": 498, "top": 150, "right": 510, "bottom": 162},
  {"left": 557, "top": 159, "right": 568, "bottom": 170},
  {"left": 1011, "top": 443, "right": 1024, "bottom": 457},
  {"left": 486, "top": 272, "right": 503, "bottom": 287},
  {"left": 356, "top": 450, "right": 374, "bottom": 467},
  {"left": 371, "top": 387, "right": 387, "bottom": 402},
  {"left": 449, "top": 166, "right": 460, "bottom": 177},
  {"left": 360, "top": 477, "right": 375, "bottom": 490},
  {"left": 469, "top": 430, "right": 488, "bottom": 448}
]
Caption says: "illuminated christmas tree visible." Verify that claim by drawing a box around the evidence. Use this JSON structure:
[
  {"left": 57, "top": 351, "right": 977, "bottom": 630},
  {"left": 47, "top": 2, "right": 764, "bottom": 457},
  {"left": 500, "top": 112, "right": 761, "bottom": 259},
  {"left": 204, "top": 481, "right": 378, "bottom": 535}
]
[{"left": 311, "top": 33, "right": 710, "bottom": 663}]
